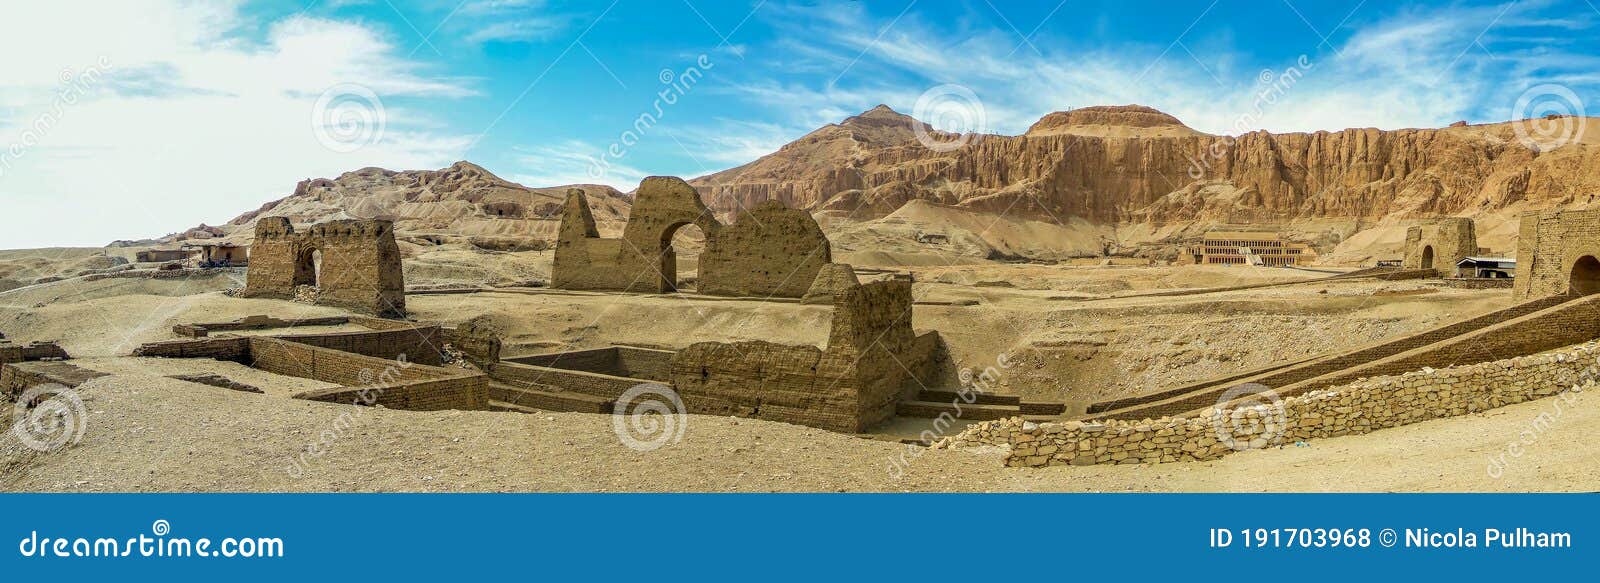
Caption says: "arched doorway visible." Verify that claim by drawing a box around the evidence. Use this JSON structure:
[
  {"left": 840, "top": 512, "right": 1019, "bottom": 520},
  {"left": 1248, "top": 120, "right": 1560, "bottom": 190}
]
[
  {"left": 292, "top": 248, "right": 322, "bottom": 288},
  {"left": 1420, "top": 245, "right": 1435, "bottom": 270},
  {"left": 659, "top": 222, "right": 706, "bottom": 292},
  {"left": 1570, "top": 255, "right": 1600, "bottom": 295}
]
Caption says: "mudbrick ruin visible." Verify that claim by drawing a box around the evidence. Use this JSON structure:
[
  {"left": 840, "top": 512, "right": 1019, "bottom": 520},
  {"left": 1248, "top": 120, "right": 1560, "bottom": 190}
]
[{"left": 8, "top": 173, "right": 1600, "bottom": 474}]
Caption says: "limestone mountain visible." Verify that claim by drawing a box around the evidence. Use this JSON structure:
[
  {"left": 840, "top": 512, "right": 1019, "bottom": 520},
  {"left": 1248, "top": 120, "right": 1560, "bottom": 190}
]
[
  {"left": 214, "top": 161, "right": 632, "bottom": 246},
  {"left": 690, "top": 104, "right": 1600, "bottom": 260}
]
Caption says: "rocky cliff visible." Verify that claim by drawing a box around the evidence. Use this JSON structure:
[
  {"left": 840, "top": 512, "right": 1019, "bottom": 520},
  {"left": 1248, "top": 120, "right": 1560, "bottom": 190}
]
[{"left": 690, "top": 105, "right": 1600, "bottom": 233}]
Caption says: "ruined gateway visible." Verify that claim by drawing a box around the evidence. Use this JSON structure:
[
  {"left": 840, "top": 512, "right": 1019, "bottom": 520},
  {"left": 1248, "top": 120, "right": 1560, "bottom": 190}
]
[
  {"left": 552, "top": 176, "right": 832, "bottom": 297},
  {"left": 243, "top": 217, "right": 407, "bottom": 318}
]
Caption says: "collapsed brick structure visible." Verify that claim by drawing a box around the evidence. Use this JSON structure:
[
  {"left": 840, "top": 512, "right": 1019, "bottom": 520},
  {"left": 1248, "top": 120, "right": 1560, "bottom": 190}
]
[
  {"left": 243, "top": 218, "right": 406, "bottom": 317},
  {"left": 553, "top": 177, "right": 831, "bottom": 297},
  {"left": 487, "top": 277, "right": 944, "bottom": 432},
  {"left": 133, "top": 322, "right": 487, "bottom": 411},
  {"left": 1402, "top": 217, "right": 1477, "bottom": 274},
  {"left": 1513, "top": 209, "right": 1600, "bottom": 300},
  {"left": 0, "top": 340, "right": 70, "bottom": 365}
]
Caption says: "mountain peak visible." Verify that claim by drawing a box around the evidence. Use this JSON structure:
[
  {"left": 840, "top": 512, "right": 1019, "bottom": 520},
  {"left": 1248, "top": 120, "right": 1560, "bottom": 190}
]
[{"left": 1025, "top": 105, "right": 1203, "bottom": 137}]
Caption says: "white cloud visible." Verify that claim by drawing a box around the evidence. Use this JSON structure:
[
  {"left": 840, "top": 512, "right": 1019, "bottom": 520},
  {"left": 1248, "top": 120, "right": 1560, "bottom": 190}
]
[
  {"left": 0, "top": 0, "right": 476, "bottom": 248},
  {"left": 458, "top": 0, "right": 574, "bottom": 44},
  {"left": 511, "top": 140, "right": 649, "bottom": 191}
]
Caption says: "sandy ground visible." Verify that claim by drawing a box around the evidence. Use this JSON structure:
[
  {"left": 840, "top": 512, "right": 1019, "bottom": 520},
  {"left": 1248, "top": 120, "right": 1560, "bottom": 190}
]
[
  {"left": 2, "top": 248, "right": 1582, "bottom": 493},
  {"left": 2, "top": 374, "right": 1596, "bottom": 492}
]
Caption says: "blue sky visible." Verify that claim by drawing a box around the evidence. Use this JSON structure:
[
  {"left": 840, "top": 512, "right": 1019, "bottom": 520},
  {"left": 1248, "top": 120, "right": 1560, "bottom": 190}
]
[{"left": 1, "top": 0, "right": 1598, "bottom": 248}]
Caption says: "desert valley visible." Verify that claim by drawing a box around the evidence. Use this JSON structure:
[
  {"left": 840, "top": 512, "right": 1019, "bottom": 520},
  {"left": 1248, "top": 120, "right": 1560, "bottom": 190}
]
[{"left": 4, "top": 105, "right": 1600, "bottom": 492}]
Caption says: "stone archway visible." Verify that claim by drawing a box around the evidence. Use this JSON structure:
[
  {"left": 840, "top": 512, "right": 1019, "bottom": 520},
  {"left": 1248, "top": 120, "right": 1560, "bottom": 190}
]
[
  {"left": 659, "top": 221, "right": 707, "bottom": 292},
  {"left": 292, "top": 247, "right": 321, "bottom": 287},
  {"left": 1420, "top": 246, "right": 1435, "bottom": 270},
  {"left": 1570, "top": 255, "right": 1600, "bottom": 295}
]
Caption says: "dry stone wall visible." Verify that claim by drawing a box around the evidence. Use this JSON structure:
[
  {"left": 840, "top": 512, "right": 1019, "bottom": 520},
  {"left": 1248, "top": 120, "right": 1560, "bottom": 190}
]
[
  {"left": 244, "top": 217, "right": 406, "bottom": 317},
  {"left": 937, "top": 342, "right": 1600, "bottom": 468}
]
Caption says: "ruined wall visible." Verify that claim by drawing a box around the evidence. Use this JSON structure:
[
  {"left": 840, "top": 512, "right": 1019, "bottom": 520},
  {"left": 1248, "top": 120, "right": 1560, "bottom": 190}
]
[
  {"left": 969, "top": 341, "right": 1600, "bottom": 468},
  {"left": 243, "top": 217, "right": 406, "bottom": 317},
  {"left": 0, "top": 341, "right": 70, "bottom": 364},
  {"left": 249, "top": 337, "right": 486, "bottom": 411},
  {"left": 698, "top": 200, "right": 831, "bottom": 297},
  {"left": 135, "top": 326, "right": 445, "bottom": 366},
  {"left": 1, "top": 362, "right": 107, "bottom": 401},
  {"left": 1513, "top": 209, "right": 1600, "bottom": 300},
  {"left": 1402, "top": 217, "right": 1477, "bottom": 274},
  {"left": 553, "top": 178, "right": 722, "bottom": 293},
  {"left": 666, "top": 279, "right": 937, "bottom": 432}
]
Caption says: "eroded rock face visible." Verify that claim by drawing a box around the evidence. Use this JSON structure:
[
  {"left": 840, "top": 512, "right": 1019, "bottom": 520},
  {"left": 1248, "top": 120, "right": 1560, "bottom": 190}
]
[{"left": 691, "top": 105, "right": 1600, "bottom": 227}]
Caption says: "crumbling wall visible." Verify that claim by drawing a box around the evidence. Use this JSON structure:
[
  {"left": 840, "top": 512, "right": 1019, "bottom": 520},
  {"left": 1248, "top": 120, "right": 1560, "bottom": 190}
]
[
  {"left": 249, "top": 337, "right": 486, "bottom": 411},
  {"left": 698, "top": 201, "right": 831, "bottom": 297},
  {"left": 0, "top": 341, "right": 70, "bottom": 364},
  {"left": 553, "top": 178, "right": 722, "bottom": 293},
  {"left": 1513, "top": 209, "right": 1600, "bottom": 300},
  {"left": 666, "top": 278, "right": 938, "bottom": 432},
  {"left": 1402, "top": 217, "right": 1477, "bottom": 274},
  {"left": 243, "top": 217, "right": 406, "bottom": 317}
]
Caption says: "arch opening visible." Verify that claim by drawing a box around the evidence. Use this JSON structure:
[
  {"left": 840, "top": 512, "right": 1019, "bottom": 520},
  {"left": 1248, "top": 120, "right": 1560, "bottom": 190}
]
[
  {"left": 659, "top": 222, "right": 706, "bottom": 293},
  {"left": 1570, "top": 255, "right": 1600, "bottom": 295},
  {"left": 1420, "top": 245, "right": 1435, "bottom": 270},
  {"left": 293, "top": 248, "right": 323, "bottom": 288}
]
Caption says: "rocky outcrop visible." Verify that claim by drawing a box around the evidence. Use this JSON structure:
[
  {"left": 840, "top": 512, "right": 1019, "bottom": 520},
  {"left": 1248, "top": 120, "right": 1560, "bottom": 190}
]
[
  {"left": 216, "top": 161, "right": 633, "bottom": 244},
  {"left": 691, "top": 105, "right": 1600, "bottom": 229}
]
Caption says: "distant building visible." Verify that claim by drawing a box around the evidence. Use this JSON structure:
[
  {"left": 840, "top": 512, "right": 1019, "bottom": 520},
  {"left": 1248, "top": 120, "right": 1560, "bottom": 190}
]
[
  {"left": 1455, "top": 257, "right": 1515, "bottom": 279},
  {"left": 184, "top": 242, "right": 249, "bottom": 267},
  {"left": 1180, "top": 231, "right": 1315, "bottom": 267},
  {"left": 135, "top": 249, "right": 195, "bottom": 263}
]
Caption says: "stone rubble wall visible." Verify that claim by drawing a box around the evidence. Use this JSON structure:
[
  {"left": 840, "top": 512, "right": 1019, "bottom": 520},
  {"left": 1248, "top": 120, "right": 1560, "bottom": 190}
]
[{"left": 936, "top": 342, "right": 1599, "bottom": 468}]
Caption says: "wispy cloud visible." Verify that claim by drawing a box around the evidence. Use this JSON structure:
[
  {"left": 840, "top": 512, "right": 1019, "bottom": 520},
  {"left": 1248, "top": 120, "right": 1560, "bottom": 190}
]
[{"left": 458, "top": 0, "right": 576, "bottom": 44}]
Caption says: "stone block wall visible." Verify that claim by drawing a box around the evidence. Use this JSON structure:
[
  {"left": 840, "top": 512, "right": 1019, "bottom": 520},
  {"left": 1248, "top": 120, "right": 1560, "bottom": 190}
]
[
  {"left": 698, "top": 200, "right": 831, "bottom": 297},
  {"left": 1402, "top": 218, "right": 1477, "bottom": 274},
  {"left": 249, "top": 337, "right": 486, "bottom": 411},
  {"left": 132, "top": 337, "right": 252, "bottom": 361},
  {"left": 1513, "top": 209, "right": 1600, "bottom": 300},
  {"left": 939, "top": 342, "right": 1600, "bottom": 468},
  {"left": 243, "top": 217, "right": 406, "bottom": 317},
  {"left": 0, "top": 341, "right": 71, "bottom": 364},
  {"left": 486, "top": 361, "right": 642, "bottom": 399}
]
